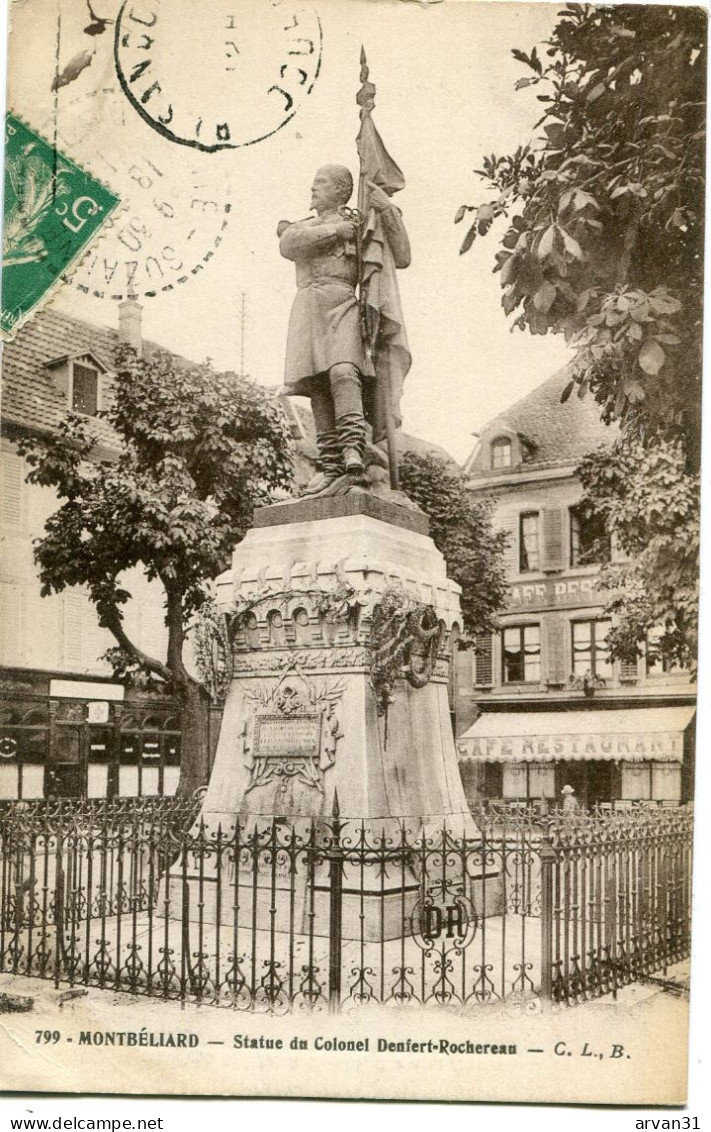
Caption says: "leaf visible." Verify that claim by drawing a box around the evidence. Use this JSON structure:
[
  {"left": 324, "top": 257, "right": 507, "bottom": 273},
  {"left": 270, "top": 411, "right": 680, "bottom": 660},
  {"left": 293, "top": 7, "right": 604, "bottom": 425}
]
[
  {"left": 561, "top": 229, "right": 584, "bottom": 261},
  {"left": 515, "top": 77, "right": 538, "bottom": 91},
  {"left": 454, "top": 205, "right": 470, "bottom": 225},
  {"left": 648, "top": 293, "right": 682, "bottom": 315},
  {"left": 586, "top": 82, "right": 606, "bottom": 102},
  {"left": 537, "top": 226, "right": 556, "bottom": 259},
  {"left": 544, "top": 122, "right": 566, "bottom": 147},
  {"left": 477, "top": 203, "right": 495, "bottom": 236},
  {"left": 638, "top": 339, "right": 666, "bottom": 375},
  {"left": 459, "top": 222, "right": 478, "bottom": 256},
  {"left": 560, "top": 380, "right": 575, "bottom": 403},
  {"left": 502, "top": 287, "right": 519, "bottom": 315},
  {"left": 533, "top": 280, "right": 557, "bottom": 312}
]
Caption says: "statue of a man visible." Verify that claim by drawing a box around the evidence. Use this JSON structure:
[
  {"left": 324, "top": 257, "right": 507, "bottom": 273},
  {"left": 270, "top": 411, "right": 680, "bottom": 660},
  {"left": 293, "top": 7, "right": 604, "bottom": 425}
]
[{"left": 279, "top": 164, "right": 410, "bottom": 496}]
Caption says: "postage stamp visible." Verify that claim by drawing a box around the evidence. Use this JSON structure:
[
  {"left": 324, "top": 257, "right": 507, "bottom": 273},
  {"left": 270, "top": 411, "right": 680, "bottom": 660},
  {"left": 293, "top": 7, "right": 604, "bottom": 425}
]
[
  {"left": 1, "top": 113, "right": 120, "bottom": 339},
  {"left": 114, "top": 0, "right": 322, "bottom": 152}
]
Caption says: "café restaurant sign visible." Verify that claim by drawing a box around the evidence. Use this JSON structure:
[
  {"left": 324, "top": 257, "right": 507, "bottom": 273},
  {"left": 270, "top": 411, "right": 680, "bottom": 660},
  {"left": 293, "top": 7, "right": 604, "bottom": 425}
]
[
  {"left": 458, "top": 731, "right": 684, "bottom": 763},
  {"left": 509, "top": 573, "right": 601, "bottom": 611}
]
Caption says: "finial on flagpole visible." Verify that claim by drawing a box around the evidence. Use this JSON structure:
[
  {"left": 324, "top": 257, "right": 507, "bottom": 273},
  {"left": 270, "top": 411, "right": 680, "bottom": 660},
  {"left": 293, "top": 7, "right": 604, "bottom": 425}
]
[{"left": 357, "top": 44, "right": 376, "bottom": 117}]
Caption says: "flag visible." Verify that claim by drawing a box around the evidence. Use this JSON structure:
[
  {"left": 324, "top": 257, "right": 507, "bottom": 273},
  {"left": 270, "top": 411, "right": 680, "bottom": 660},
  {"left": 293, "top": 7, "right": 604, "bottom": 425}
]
[{"left": 356, "top": 49, "right": 411, "bottom": 445}]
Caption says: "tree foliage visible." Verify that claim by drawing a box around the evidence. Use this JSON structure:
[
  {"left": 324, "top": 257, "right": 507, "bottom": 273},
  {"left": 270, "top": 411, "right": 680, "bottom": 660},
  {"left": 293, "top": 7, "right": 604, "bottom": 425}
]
[
  {"left": 19, "top": 347, "right": 294, "bottom": 794},
  {"left": 399, "top": 452, "right": 509, "bottom": 636},
  {"left": 458, "top": 4, "right": 705, "bottom": 467},
  {"left": 577, "top": 437, "right": 699, "bottom": 670},
  {"left": 457, "top": 4, "right": 704, "bottom": 666}
]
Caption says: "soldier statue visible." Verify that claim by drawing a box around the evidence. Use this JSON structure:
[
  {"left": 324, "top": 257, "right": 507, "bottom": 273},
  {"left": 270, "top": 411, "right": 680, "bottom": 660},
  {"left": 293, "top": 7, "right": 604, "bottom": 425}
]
[{"left": 278, "top": 164, "right": 410, "bottom": 496}]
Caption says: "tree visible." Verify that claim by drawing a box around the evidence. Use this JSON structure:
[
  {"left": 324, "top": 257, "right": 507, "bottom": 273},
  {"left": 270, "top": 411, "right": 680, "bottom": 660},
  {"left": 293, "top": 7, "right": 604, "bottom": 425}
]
[
  {"left": 457, "top": 4, "right": 705, "bottom": 467},
  {"left": 457, "top": 4, "right": 704, "bottom": 663},
  {"left": 18, "top": 347, "right": 293, "bottom": 796},
  {"left": 576, "top": 438, "right": 699, "bottom": 670},
  {"left": 399, "top": 451, "right": 509, "bottom": 636}
]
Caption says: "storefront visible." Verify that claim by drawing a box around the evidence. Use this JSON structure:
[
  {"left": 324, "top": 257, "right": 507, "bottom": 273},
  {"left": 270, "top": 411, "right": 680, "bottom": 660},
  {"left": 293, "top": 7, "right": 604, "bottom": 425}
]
[
  {"left": 457, "top": 706, "right": 696, "bottom": 807},
  {"left": 0, "top": 674, "right": 182, "bottom": 800}
]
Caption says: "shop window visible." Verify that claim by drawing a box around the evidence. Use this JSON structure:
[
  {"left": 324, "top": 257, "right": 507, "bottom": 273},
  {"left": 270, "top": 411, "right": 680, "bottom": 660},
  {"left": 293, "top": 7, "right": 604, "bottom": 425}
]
[
  {"left": 529, "top": 763, "right": 556, "bottom": 799},
  {"left": 571, "top": 619, "right": 612, "bottom": 680},
  {"left": 621, "top": 763, "right": 652, "bottom": 800},
  {"left": 71, "top": 362, "right": 100, "bottom": 416},
  {"left": 569, "top": 505, "right": 609, "bottom": 567},
  {"left": 519, "top": 512, "right": 540, "bottom": 573},
  {"left": 491, "top": 436, "right": 512, "bottom": 469},
  {"left": 502, "top": 624, "right": 541, "bottom": 683}
]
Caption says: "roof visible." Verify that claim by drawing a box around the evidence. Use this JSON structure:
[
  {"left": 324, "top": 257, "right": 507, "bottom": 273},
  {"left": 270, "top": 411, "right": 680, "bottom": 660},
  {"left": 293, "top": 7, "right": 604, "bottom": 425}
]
[
  {"left": 464, "top": 366, "right": 616, "bottom": 480},
  {"left": 1, "top": 307, "right": 125, "bottom": 441}
]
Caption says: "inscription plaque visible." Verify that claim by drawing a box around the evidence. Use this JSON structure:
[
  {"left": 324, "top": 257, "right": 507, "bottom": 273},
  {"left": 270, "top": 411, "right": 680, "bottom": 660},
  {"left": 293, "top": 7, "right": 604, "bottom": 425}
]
[{"left": 253, "top": 713, "right": 322, "bottom": 760}]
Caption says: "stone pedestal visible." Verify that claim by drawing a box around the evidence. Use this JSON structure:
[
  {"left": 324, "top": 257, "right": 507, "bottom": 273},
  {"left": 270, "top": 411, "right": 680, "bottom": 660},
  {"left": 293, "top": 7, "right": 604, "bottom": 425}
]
[{"left": 169, "top": 494, "right": 488, "bottom": 939}]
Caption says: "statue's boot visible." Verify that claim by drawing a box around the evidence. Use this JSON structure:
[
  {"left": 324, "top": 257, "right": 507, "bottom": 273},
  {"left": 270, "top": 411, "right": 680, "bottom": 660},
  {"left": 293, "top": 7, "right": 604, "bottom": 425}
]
[
  {"left": 301, "top": 427, "right": 342, "bottom": 496},
  {"left": 330, "top": 364, "right": 366, "bottom": 479}
]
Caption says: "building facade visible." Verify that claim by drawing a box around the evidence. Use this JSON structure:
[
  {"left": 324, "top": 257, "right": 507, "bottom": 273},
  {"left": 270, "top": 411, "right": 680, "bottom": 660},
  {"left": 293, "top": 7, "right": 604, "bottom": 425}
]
[
  {"left": 0, "top": 303, "right": 188, "bottom": 800},
  {"left": 456, "top": 370, "right": 695, "bottom": 808}
]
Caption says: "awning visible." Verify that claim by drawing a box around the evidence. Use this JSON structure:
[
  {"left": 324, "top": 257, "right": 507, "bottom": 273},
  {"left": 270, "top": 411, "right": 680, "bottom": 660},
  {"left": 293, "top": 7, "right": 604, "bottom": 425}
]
[{"left": 456, "top": 707, "right": 695, "bottom": 764}]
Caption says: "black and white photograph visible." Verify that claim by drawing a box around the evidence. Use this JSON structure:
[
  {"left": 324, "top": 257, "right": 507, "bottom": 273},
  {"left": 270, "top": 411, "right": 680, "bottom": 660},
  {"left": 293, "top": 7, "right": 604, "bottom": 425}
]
[{"left": 0, "top": 0, "right": 705, "bottom": 1111}]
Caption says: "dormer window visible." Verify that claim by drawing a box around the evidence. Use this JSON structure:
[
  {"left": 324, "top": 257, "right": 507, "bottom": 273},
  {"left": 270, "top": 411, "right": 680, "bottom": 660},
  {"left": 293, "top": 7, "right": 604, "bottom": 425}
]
[
  {"left": 72, "top": 361, "right": 99, "bottom": 416},
  {"left": 491, "top": 436, "right": 512, "bottom": 469},
  {"left": 45, "top": 351, "right": 108, "bottom": 417}
]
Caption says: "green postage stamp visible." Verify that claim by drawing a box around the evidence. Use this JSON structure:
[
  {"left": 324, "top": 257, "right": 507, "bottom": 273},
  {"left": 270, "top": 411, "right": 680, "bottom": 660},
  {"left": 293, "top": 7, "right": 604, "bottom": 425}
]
[{"left": 1, "top": 113, "right": 120, "bottom": 338}]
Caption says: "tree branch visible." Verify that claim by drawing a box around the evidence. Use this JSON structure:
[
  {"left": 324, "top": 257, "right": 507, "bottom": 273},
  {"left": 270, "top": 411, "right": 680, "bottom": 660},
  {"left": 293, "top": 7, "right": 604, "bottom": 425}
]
[{"left": 103, "top": 602, "right": 171, "bottom": 683}]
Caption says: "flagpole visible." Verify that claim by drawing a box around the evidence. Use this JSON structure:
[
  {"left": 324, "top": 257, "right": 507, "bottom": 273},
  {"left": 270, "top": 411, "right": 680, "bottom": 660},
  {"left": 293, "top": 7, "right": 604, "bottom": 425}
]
[{"left": 357, "top": 48, "right": 400, "bottom": 492}]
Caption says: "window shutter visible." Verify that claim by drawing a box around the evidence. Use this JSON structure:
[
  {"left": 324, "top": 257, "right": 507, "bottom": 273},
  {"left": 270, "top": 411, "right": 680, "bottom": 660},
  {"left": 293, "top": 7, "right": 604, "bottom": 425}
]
[
  {"left": 0, "top": 583, "right": 23, "bottom": 664},
  {"left": 474, "top": 634, "right": 493, "bottom": 686},
  {"left": 63, "top": 592, "right": 85, "bottom": 667},
  {"left": 541, "top": 507, "right": 564, "bottom": 571},
  {"left": 495, "top": 512, "right": 519, "bottom": 577},
  {"left": 543, "top": 616, "right": 567, "bottom": 684},
  {"left": 2, "top": 452, "right": 24, "bottom": 527}
]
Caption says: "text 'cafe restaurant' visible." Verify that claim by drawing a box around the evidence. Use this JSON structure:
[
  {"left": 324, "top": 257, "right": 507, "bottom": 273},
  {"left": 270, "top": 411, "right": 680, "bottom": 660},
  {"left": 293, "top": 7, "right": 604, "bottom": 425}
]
[{"left": 456, "top": 707, "right": 696, "bottom": 807}]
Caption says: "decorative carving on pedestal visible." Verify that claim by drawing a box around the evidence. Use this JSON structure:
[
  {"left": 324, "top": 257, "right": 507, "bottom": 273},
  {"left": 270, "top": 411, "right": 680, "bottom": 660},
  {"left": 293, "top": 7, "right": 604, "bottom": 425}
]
[
  {"left": 240, "top": 660, "right": 345, "bottom": 798},
  {"left": 369, "top": 587, "right": 444, "bottom": 714}
]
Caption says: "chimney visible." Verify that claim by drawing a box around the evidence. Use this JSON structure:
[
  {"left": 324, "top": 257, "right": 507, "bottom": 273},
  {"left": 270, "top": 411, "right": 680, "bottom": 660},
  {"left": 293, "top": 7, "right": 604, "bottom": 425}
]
[{"left": 118, "top": 299, "right": 143, "bottom": 356}]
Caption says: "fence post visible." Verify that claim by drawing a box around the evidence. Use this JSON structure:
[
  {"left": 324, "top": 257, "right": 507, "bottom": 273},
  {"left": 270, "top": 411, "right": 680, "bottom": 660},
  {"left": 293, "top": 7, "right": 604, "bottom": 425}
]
[
  {"left": 539, "top": 839, "right": 556, "bottom": 1009},
  {"left": 328, "top": 790, "right": 343, "bottom": 1014}
]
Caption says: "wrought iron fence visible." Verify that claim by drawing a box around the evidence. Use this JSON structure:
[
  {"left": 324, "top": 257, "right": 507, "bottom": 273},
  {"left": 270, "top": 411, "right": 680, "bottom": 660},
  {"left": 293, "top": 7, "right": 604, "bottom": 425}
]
[{"left": 0, "top": 799, "right": 692, "bottom": 1012}]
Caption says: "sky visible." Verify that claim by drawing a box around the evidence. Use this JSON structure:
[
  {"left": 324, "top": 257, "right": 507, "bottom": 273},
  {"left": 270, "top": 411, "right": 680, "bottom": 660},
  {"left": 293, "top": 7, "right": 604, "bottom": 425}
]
[{"left": 8, "top": 0, "right": 571, "bottom": 464}]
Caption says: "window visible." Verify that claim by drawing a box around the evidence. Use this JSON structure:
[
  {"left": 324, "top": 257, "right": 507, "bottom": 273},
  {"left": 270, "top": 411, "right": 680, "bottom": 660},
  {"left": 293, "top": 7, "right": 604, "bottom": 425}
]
[
  {"left": 72, "top": 362, "right": 99, "bottom": 416},
  {"left": 491, "top": 437, "right": 512, "bottom": 469},
  {"left": 646, "top": 627, "right": 683, "bottom": 675},
  {"left": 571, "top": 619, "right": 612, "bottom": 679},
  {"left": 502, "top": 624, "right": 541, "bottom": 683},
  {"left": 519, "top": 512, "right": 540, "bottom": 573},
  {"left": 569, "top": 505, "right": 609, "bottom": 567}
]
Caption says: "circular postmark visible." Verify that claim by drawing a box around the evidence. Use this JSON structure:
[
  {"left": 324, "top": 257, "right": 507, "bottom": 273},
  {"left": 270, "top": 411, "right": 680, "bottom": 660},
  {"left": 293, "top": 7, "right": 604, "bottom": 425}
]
[
  {"left": 43, "top": 87, "right": 231, "bottom": 302},
  {"left": 114, "top": 0, "right": 322, "bottom": 152}
]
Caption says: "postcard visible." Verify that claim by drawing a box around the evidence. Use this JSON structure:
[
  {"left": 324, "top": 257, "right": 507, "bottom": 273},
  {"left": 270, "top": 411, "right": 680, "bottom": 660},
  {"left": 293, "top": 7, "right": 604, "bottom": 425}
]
[{"left": 0, "top": 0, "right": 702, "bottom": 1105}]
